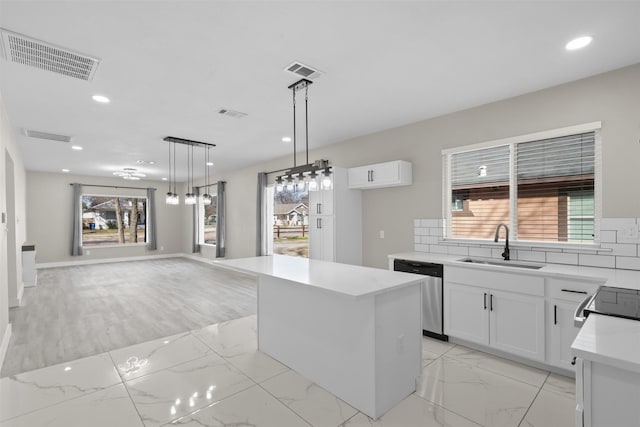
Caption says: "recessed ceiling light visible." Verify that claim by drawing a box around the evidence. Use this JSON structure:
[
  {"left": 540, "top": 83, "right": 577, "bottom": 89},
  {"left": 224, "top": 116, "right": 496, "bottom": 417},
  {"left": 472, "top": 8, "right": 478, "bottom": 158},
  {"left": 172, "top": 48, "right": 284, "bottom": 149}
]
[
  {"left": 136, "top": 160, "right": 156, "bottom": 165},
  {"left": 162, "top": 177, "right": 168, "bottom": 181},
  {"left": 61, "top": 169, "right": 70, "bottom": 172},
  {"left": 92, "top": 94, "right": 110, "bottom": 103},
  {"left": 565, "top": 36, "right": 592, "bottom": 51},
  {"left": 282, "top": 136, "right": 292, "bottom": 143},
  {"left": 71, "top": 145, "right": 83, "bottom": 150},
  {"left": 206, "top": 162, "right": 214, "bottom": 166}
]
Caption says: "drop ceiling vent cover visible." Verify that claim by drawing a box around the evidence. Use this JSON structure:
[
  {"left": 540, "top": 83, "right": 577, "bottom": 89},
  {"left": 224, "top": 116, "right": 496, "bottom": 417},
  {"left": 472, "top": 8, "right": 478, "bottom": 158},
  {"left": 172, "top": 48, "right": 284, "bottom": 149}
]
[
  {"left": 285, "top": 61, "right": 323, "bottom": 80},
  {"left": 0, "top": 28, "right": 100, "bottom": 81},
  {"left": 23, "top": 129, "right": 72, "bottom": 143}
]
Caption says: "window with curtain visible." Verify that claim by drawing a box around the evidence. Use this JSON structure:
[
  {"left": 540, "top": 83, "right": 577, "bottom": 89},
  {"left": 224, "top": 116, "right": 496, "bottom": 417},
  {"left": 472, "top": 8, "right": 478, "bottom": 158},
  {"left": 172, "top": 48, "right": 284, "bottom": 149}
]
[
  {"left": 198, "top": 190, "right": 218, "bottom": 246},
  {"left": 82, "top": 195, "right": 147, "bottom": 246},
  {"left": 444, "top": 126, "right": 599, "bottom": 244}
]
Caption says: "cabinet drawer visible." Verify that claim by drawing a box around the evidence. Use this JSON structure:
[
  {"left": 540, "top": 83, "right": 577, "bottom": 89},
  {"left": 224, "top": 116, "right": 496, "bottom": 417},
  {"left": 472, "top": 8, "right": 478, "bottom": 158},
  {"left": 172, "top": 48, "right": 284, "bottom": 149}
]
[
  {"left": 445, "top": 266, "right": 544, "bottom": 296},
  {"left": 547, "top": 279, "right": 600, "bottom": 302}
]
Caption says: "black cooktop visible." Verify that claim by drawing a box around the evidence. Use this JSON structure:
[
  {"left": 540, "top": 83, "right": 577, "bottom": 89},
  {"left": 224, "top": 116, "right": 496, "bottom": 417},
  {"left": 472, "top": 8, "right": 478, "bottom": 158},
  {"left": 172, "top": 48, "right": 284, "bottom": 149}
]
[{"left": 585, "top": 286, "right": 640, "bottom": 321}]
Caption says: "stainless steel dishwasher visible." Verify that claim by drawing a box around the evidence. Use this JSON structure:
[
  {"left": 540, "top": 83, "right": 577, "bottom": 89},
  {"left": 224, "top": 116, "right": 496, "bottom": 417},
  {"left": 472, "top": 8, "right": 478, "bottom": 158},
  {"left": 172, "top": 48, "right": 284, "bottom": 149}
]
[{"left": 393, "top": 259, "right": 447, "bottom": 341}]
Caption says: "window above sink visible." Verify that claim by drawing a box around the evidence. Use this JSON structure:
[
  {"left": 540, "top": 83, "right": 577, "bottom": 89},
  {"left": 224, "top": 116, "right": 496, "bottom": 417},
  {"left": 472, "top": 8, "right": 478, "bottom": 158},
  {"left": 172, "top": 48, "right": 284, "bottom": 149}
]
[{"left": 442, "top": 122, "right": 601, "bottom": 246}]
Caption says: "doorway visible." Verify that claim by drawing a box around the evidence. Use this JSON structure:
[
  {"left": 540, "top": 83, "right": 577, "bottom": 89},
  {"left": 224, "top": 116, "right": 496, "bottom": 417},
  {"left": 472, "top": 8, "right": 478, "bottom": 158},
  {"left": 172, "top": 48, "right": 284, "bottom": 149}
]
[
  {"left": 272, "top": 185, "right": 309, "bottom": 257},
  {"left": 4, "top": 150, "right": 19, "bottom": 307}
]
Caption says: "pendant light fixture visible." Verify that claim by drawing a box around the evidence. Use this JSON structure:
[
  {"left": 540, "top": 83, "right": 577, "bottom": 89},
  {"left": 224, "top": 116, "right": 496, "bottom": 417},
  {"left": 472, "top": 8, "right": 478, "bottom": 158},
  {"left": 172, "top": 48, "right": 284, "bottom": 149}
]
[
  {"left": 185, "top": 144, "right": 196, "bottom": 205},
  {"left": 163, "top": 136, "right": 216, "bottom": 205},
  {"left": 202, "top": 146, "right": 212, "bottom": 205},
  {"left": 165, "top": 141, "right": 179, "bottom": 205},
  {"left": 275, "top": 78, "right": 331, "bottom": 193}
]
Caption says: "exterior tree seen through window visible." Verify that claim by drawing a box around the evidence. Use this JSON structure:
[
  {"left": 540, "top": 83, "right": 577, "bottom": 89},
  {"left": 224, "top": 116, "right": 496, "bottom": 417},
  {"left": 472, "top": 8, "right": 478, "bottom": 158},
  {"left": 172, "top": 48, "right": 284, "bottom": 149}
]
[{"left": 82, "top": 195, "right": 146, "bottom": 246}]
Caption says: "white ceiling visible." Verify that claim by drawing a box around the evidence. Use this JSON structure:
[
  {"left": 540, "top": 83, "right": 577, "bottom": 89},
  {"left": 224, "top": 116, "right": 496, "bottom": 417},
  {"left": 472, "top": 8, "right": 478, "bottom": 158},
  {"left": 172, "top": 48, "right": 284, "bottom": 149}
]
[{"left": 1, "top": 1, "right": 639, "bottom": 182}]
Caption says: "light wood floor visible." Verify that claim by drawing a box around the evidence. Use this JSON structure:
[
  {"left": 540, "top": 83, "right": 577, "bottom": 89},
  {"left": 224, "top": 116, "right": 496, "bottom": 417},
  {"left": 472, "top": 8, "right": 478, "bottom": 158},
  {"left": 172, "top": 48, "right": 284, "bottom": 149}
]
[{"left": 1, "top": 258, "right": 257, "bottom": 377}]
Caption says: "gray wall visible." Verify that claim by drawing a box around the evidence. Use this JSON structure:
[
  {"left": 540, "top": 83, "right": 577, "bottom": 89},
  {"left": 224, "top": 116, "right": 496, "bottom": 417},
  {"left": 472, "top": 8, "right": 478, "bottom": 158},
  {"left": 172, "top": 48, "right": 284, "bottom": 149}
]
[
  {"left": 203, "top": 63, "right": 640, "bottom": 268},
  {"left": 1, "top": 92, "right": 28, "bottom": 352},
  {"left": 26, "top": 173, "right": 190, "bottom": 263}
]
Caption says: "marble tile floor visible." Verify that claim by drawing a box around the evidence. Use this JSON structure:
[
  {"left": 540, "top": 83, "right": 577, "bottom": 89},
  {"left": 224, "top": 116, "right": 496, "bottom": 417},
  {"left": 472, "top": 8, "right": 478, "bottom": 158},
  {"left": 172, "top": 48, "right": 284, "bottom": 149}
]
[{"left": 0, "top": 315, "right": 576, "bottom": 427}]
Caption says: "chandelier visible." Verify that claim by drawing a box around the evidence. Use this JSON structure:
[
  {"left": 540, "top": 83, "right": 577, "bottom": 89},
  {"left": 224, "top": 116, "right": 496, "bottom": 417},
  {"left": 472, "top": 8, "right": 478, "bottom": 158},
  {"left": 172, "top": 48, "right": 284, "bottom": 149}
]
[
  {"left": 275, "top": 78, "right": 331, "bottom": 193},
  {"left": 163, "top": 136, "right": 216, "bottom": 205}
]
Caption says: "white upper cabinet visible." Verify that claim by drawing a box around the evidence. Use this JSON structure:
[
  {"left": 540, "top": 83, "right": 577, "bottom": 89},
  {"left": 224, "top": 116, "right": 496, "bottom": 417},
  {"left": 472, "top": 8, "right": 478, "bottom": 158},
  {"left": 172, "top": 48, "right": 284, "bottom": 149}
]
[{"left": 348, "top": 160, "right": 412, "bottom": 189}]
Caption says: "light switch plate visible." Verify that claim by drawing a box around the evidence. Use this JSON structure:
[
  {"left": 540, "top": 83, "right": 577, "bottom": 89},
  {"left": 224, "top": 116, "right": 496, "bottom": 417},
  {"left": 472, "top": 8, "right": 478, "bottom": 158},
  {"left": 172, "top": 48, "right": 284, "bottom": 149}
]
[{"left": 1, "top": 212, "right": 5, "bottom": 223}]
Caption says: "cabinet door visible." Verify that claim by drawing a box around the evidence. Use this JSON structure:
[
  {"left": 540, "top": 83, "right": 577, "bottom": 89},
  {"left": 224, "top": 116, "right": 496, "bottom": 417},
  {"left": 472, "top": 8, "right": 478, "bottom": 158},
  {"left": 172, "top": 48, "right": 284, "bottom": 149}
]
[
  {"left": 309, "top": 188, "right": 334, "bottom": 216},
  {"left": 489, "top": 290, "right": 545, "bottom": 361},
  {"left": 347, "top": 165, "right": 371, "bottom": 188},
  {"left": 309, "top": 216, "right": 334, "bottom": 262},
  {"left": 444, "top": 282, "right": 489, "bottom": 346},
  {"left": 369, "top": 161, "right": 401, "bottom": 186},
  {"left": 548, "top": 299, "right": 581, "bottom": 370}
]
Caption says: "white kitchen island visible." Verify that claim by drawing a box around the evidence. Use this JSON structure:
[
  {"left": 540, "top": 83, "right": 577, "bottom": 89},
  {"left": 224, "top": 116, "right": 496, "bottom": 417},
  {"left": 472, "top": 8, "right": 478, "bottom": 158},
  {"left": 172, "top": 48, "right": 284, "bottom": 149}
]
[{"left": 216, "top": 255, "right": 425, "bottom": 419}]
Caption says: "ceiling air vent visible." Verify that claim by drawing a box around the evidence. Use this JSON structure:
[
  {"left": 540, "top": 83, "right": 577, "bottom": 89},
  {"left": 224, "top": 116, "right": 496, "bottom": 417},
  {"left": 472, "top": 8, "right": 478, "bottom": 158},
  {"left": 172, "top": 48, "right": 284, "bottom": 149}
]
[
  {"left": 0, "top": 28, "right": 100, "bottom": 81},
  {"left": 217, "top": 108, "right": 247, "bottom": 119},
  {"left": 23, "top": 129, "right": 72, "bottom": 143},
  {"left": 285, "top": 61, "right": 323, "bottom": 80}
]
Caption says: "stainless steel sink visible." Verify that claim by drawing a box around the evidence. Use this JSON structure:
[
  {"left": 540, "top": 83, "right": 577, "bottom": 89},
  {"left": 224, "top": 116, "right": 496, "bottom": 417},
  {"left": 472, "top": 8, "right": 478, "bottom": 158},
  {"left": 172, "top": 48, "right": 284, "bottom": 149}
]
[{"left": 457, "top": 258, "right": 543, "bottom": 270}]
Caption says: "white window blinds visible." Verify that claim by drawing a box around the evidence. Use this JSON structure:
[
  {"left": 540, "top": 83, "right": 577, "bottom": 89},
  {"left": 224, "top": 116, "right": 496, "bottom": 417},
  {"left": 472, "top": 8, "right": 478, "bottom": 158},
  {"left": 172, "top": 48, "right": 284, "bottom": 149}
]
[
  {"left": 516, "top": 132, "right": 595, "bottom": 242},
  {"left": 446, "top": 128, "right": 597, "bottom": 244},
  {"left": 450, "top": 145, "right": 510, "bottom": 239}
]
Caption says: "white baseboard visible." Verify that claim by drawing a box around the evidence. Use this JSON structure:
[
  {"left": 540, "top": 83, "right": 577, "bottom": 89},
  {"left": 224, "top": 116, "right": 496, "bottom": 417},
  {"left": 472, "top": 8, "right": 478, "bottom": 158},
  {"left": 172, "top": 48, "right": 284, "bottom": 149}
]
[
  {"left": 9, "top": 284, "right": 24, "bottom": 308},
  {"left": 36, "top": 253, "right": 185, "bottom": 269},
  {"left": 0, "top": 323, "right": 11, "bottom": 373},
  {"left": 182, "top": 253, "right": 218, "bottom": 266}
]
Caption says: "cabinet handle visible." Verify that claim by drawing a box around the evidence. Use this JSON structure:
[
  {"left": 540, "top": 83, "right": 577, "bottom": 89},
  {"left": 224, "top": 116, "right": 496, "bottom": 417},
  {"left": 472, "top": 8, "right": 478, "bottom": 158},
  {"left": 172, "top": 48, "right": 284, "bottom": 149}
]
[
  {"left": 561, "top": 289, "right": 588, "bottom": 294},
  {"left": 554, "top": 304, "right": 557, "bottom": 325},
  {"left": 317, "top": 218, "right": 322, "bottom": 229},
  {"left": 490, "top": 294, "right": 494, "bottom": 311},
  {"left": 571, "top": 356, "right": 577, "bottom": 366},
  {"left": 483, "top": 293, "right": 487, "bottom": 310},
  {"left": 371, "top": 169, "right": 375, "bottom": 181},
  {"left": 316, "top": 203, "right": 321, "bottom": 214}
]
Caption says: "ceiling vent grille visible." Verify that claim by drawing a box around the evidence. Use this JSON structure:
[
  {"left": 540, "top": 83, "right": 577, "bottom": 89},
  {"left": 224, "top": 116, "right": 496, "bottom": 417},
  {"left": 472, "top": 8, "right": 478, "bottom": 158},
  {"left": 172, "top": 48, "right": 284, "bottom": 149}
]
[
  {"left": 217, "top": 108, "right": 247, "bottom": 119},
  {"left": 23, "top": 129, "right": 72, "bottom": 143},
  {"left": 285, "top": 61, "right": 323, "bottom": 80},
  {"left": 0, "top": 28, "right": 100, "bottom": 81}
]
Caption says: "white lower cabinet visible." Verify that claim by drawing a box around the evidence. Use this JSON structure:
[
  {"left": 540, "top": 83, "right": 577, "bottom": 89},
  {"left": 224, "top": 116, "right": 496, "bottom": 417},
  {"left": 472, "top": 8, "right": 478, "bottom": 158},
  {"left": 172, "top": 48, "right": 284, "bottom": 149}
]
[
  {"left": 575, "top": 357, "right": 640, "bottom": 427},
  {"left": 444, "top": 282, "right": 545, "bottom": 361},
  {"left": 545, "top": 278, "right": 600, "bottom": 371},
  {"left": 490, "top": 290, "right": 545, "bottom": 361},
  {"left": 547, "top": 299, "right": 581, "bottom": 370},
  {"left": 444, "top": 283, "right": 489, "bottom": 345}
]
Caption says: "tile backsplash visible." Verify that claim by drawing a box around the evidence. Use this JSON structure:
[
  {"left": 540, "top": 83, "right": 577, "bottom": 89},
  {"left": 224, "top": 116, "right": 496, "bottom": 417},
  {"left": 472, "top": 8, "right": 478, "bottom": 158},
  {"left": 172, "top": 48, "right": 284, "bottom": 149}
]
[{"left": 414, "top": 218, "right": 640, "bottom": 271}]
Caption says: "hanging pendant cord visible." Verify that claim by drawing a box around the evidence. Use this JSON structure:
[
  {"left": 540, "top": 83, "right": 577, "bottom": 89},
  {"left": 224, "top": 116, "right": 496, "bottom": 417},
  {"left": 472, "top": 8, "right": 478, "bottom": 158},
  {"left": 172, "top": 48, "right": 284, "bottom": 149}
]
[
  {"left": 168, "top": 141, "right": 172, "bottom": 193},
  {"left": 173, "top": 142, "right": 177, "bottom": 194},
  {"left": 305, "top": 85, "right": 309, "bottom": 165},
  {"left": 292, "top": 86, "right": 297, "bottom": 168}
]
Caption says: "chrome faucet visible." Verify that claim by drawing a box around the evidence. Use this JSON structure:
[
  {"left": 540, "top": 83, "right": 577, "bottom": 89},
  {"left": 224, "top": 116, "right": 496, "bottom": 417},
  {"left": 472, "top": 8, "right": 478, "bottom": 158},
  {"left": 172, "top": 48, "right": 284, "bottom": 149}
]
[{"left": 494, "top": 223, "right": 510, "bottom": 261}]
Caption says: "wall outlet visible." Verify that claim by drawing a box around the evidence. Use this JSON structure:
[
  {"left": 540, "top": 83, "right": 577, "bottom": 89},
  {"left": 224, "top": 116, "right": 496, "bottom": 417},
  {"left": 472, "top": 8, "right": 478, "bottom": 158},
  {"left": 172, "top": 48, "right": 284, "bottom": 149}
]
[{"left": 379, "top": 230, "right": 385, "bottom": 239}]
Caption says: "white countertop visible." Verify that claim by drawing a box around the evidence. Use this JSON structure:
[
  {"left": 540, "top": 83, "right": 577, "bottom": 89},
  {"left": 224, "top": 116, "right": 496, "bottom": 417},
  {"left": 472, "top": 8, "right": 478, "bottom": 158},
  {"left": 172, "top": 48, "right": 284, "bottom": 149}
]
[
  {"left": 389, "top": 252, "right": 640, "bottom": 289},
  {"left": 572, "top": 313, "right": 640, "bottom": 374},
  {"left": 215, "top": 255, "right": 425, "bottom": 298}
]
